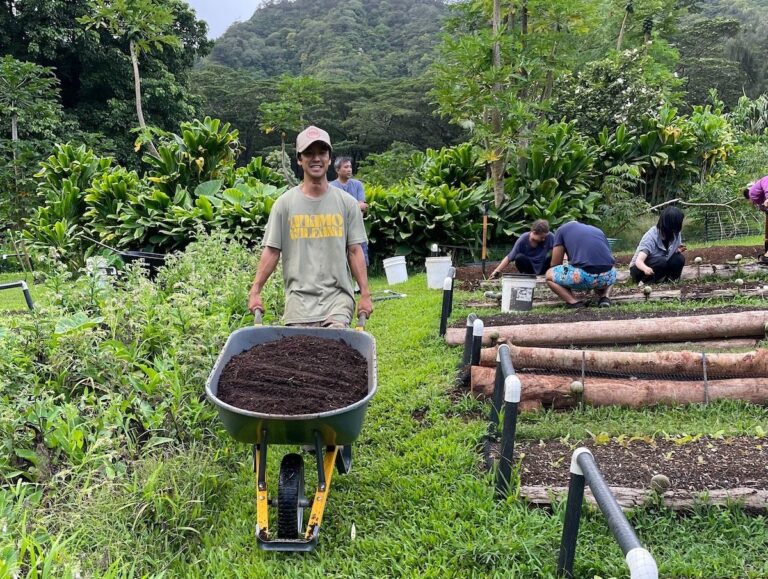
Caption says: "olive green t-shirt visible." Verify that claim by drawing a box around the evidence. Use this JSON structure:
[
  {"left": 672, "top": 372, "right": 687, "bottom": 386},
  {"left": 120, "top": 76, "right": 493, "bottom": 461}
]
[{"left": 263, "top": 185, "right": 367, "bottom": 324}]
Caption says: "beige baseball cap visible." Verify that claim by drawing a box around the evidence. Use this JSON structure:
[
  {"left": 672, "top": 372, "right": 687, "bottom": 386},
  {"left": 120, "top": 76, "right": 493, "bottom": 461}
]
[{"left": 296, "top": 125, "right": 332, "bottom": 154}]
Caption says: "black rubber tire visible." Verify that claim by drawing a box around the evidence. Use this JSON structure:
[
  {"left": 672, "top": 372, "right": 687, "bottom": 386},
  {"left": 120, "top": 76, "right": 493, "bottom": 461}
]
[
  {"left": 335, "top": 445, "right": 353, "bottom": 475},
  {"left": 277, "top": 453, "right": 305, "bottom": 539}
]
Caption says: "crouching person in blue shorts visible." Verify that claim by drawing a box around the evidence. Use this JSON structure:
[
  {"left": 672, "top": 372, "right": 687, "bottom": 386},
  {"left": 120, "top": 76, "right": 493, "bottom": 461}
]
[{"left": 545, "top": 220, "right": 617, "bottom": 308}]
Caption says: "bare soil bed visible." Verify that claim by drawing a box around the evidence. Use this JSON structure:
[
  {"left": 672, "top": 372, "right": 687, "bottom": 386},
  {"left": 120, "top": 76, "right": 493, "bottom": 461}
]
[
  {"left": 454, "top": 244, "right": 765, "bottom": 292},
  {"left": 452, "top": 304, "right": 768, "bottom": 328},
  {"left": 217, "top": 335, "right": 368, "bottom": 415},
  {"left": 502, "top": 436, "right": 768, "bottom": 490}
]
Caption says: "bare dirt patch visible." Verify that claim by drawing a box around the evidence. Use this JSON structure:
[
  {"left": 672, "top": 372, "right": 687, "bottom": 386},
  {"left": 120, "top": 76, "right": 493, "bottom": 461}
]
[{"left": 497, "top": 436, "right": 768, "bottom": 490}]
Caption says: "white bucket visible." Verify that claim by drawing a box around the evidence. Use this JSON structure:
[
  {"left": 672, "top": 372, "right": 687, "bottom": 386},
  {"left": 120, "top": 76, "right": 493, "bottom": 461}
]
[
  {"left": 501, "top": 274, "right": 537, "bottom": 312},
  {"left": 425, "top": 256, "right": 453, "bottom": 289},
  {"left": 383, "top": 256, "right": 408, "bottom": 285}
]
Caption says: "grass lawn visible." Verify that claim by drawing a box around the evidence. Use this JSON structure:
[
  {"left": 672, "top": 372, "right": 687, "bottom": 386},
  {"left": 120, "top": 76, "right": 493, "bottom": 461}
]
[
  {"left": 0, "top": 271, "right": 40, "bottom": 311},
  {"left": 3, "top": 257, "right": 768, "bottom": 577}
]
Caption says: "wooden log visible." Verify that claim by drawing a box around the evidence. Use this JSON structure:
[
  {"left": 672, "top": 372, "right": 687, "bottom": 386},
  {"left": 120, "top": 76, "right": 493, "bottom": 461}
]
[
  {"left": 445, "top": 310, "right": 768, "bottom": 347},
  {"left": 520, "top": 485, "right": 768, "bottom": 512},
  {"left": 478, "top": 345, "right": 768, "bottom": 378},
  {"left": 470, "top": 367, "right": 768, "bottom": 407}
]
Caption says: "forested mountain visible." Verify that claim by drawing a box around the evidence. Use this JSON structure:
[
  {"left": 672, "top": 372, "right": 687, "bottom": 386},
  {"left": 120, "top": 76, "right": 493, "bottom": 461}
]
[
  {"left": 209, "top": 0, "right": 447, "bottom": 80},
  {"left": 675, "top": 0, "right": 768, "bottom": 104}
]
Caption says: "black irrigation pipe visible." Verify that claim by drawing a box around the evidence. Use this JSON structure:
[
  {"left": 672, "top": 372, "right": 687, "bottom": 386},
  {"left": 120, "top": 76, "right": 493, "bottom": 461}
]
[
  {"left": 494, "top": 344, "right": 521, "bottom": 499},
  {"left": 557, "top": 448, "right": 658, "bottom": 579},
  {"left": 0, "top": 280, "right": 34, "bottom": 310}
]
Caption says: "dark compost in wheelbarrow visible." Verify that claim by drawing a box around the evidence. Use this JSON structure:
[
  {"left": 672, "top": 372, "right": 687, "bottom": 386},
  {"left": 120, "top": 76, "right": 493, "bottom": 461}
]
[{"left": 217, "top": 335, "right": 368, "bottom": 415}]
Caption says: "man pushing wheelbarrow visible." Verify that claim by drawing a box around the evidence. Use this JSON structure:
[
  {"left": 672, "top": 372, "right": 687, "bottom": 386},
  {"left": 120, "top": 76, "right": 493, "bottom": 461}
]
[
  {"left": 247, "top": 125, "right": 373, "bottom": 327},
  {"left": 206, "top": 126, "right": 377, "bottom": 552}
]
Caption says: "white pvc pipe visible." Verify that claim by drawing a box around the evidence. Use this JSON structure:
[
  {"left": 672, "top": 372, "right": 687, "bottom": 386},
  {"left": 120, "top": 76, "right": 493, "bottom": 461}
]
[
  {"left": 504, "top": 374, "right": 521, "bottom": 403},
  {"left": 626, "top": 547, "right": 658, "bottom": 579},
  {"left": 570, "top": 447, "right": 593, "bottom": 476},
  {"left": 473, "top": 318, "right": 484, "bottom": 337}
]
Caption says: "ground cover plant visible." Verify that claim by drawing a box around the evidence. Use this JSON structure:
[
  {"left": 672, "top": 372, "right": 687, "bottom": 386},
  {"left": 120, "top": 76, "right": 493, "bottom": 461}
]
[{"left": 0, "top": 237, "right": 765, "bottom": 577}]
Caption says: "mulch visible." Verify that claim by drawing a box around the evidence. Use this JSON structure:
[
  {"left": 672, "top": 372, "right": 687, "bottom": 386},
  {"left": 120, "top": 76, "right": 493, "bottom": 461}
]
[
  {"left": 495, "top": 436, "right": 768, "bottom": 490},
  {"left": 216, "top": 335, "right": 368, "bottom": 415},
  {"left": 454, "top": 244, "right": 766, "bottom": 292},
  {"left": 453, "top": 304, "right": 768, "bottom": 327}
]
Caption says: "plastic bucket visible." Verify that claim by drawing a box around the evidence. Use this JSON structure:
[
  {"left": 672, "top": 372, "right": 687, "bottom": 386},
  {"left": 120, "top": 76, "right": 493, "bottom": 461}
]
[
  {"left": 501, "top": 274, "right": 537, "bottom": 312},
  {"left": 425, "top": 256, "right": 452, "bottom": 289},
  {"left": 382, "top": 256, "right": 408, "bottom": 285}
]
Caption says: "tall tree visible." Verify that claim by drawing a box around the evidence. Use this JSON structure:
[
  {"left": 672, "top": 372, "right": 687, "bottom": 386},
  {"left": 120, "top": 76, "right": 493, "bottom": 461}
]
[
  {"left": 79, "top": 0, "right": 183, "bottom": 158},
  {"left": 431, "top": 0, "right": 594, "bottom": 207},
  {"left": 0, "top": 55, "right": 61, "bottom": 219}
]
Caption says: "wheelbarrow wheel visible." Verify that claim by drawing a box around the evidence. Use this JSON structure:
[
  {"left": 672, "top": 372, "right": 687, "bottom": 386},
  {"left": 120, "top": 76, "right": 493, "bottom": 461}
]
[
  {"left": 335, "top": 445, "right": 352, "bottom": 474},
  {"left": 277, "top": 453, "right": 305, "bottom": 539}
]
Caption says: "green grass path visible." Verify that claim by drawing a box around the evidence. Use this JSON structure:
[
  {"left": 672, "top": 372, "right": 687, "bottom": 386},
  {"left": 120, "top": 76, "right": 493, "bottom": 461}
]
[{"left": 30, "top": 273, "right": 768, "bottom": 577}]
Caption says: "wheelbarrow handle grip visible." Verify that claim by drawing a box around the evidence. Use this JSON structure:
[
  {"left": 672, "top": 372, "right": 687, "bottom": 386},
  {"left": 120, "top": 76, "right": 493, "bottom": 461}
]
[
  {"left": 355, "top": 312, "right": 368, "bottom": 331},
  {"left": 253, "top": 309, "right": 264, "bottom": 326}
]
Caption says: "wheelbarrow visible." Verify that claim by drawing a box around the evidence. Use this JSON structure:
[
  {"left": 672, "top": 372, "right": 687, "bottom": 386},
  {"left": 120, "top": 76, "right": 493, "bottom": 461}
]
[{"left": 205, "top": 313, "right": 377, "bottom": 552}]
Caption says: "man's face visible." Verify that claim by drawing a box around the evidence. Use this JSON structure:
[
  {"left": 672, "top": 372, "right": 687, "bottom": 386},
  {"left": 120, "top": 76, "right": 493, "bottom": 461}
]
[
  {"left": 337, "top": 161, "right": 353, "bottom": 180},
  {"left": 299, "top": 142, "right": 331, "bottom": 179},
  {"left": 529, "top": 231, "right": 547, "bottom": 246}
]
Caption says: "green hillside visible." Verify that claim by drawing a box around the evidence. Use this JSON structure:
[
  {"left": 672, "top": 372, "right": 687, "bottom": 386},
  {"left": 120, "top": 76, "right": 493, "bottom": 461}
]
[{"left": 209, "top": 0, "right": 447, "bottom": 80}]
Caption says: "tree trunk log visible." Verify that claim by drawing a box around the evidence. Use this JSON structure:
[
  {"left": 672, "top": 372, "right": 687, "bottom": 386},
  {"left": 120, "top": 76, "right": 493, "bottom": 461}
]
[
  {"left": 470, "top": 367, "right": 768, "bottom": 407},
  {"left": 445, "top": 311, "right": 768, "bottom": 347},
  {"left": 478, "top": 345, "right": 768, "bottom": 378},
  {"left": 520, "top": 485, "right": 768, "bottom": 512},
  {"left": 130, "top": 40, "right": 159, "bottom": 159}
]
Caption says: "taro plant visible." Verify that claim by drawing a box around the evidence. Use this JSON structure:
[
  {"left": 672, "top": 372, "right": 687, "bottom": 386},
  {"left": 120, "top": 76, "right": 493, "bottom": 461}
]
[
  {"left": 143, "top": 117, "right": 243, "bottom": 198},
  {"left": 367, "top": 183, "right": 486, "bottom": 259},
  {"left": 411, "top": 143, "right": 485, "bottom": 189}
]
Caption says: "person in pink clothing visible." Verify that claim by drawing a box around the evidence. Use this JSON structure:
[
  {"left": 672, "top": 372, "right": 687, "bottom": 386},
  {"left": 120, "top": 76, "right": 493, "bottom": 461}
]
[
  {"left": 743, "top": 175, "right": 768, "bottom": 264},
  {"left": 743, "top": 176, "right": 768, "bottom": 209}
]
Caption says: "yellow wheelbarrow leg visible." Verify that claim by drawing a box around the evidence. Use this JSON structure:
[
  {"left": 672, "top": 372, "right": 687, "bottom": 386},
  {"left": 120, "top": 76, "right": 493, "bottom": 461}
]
[
  {"left": 254, "top": 441, "right": 269, "bottom": 540},
  {"left": 305, "top": 446, "right": 338, "bottom": 540}
]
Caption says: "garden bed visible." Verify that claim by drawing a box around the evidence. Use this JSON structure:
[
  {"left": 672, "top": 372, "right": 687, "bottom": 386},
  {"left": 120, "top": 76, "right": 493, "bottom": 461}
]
[
  {"left": 453, "top": 244, "right": 766, "bottom": 291},
  {"left": 452, "top": 304, "right": 768, "bottom": 328},
  {"left": 487, "top": 436, "right": 768, "bottom": 511}
]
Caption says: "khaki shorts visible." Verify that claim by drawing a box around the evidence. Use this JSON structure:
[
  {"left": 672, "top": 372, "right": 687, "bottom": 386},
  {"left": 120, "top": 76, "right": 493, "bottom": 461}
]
[{"left": 285, "top": 314, "right": 349, "bottom": 329}]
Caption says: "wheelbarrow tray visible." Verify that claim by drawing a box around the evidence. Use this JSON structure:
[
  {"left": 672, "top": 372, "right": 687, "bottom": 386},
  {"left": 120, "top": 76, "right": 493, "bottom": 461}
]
[{"left": 206, "top": 326, "right": 377, "bottom": 446}]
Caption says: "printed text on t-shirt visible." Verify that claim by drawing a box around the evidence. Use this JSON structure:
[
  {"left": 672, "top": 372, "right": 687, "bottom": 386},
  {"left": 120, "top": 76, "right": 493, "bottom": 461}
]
[{"left": 290, "top": 213, "right": 345, "bottom": 240}]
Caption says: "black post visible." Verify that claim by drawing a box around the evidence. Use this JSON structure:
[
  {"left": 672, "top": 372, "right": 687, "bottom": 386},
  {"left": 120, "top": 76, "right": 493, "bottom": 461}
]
[
  {"left": 470, "top": 318, "right": 484, "bottom": 366},
  {"left": 439, "top": 277, "right": 452, "bottom": 337},
  {"left": 481, "top": 202, "right": 489, "bottom": 278},
  {"left": 490, "top": 359, "right": 504, "bottom": 428},
  {"left": 556, "top": 448, "right": 589, "bottom": 578},
  {"left": 21, "top": 282, "right": 34, "bottom": 310},
  {"left": 495, "top": 372, "right": 521, "bottom": 499},
  {"left": 447, "top": 266, "right": 456, "bottom": 317},
  {"left": 490, "top": 344, "right": 512, "bottom": 427},
  {"left": 460, "top": 313, "right": 478, "bottom": 368}
]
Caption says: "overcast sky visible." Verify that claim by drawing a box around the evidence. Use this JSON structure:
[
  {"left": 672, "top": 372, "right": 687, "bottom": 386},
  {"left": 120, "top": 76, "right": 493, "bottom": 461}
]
[{"left": 186, "top": 0, "right": 263, "bottom": 39}]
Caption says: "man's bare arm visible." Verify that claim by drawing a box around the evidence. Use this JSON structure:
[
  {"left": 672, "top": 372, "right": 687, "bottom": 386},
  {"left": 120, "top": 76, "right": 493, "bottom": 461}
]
[
  {"left": 347, "top": 244, "right": 373, "bottom": 316},
  {"left": 248, "top": 246, "right": 281, "bottom": 313}
]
